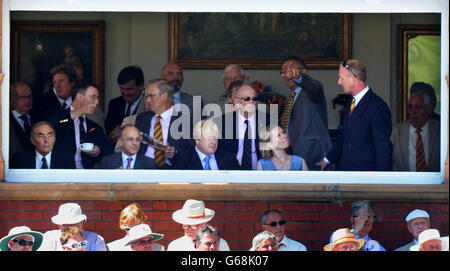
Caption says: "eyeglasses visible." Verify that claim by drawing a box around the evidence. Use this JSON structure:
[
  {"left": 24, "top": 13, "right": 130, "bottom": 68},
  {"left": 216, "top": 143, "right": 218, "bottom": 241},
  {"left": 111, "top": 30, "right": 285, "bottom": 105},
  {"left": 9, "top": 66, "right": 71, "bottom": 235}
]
[
  {"left": 64, "top": 240, "right": 88, "bottom": 249},
  {"left": 238, "top": 96, "right": 258, "bottom": 102},
  {"left": 123, "top": 137, "right": 142, "bottom": 143},
  {"left": 342, "top": 61, "right": 357, "bottom": 77},
  {"left": 143, "top": 93, "right": 158, "bottom": 99},
  {"left": 266, "top": 220, "right": 286, "bottom": 227},
  {"left": 132, "top": 238, "right": 153, "bottom": 246},
  {"left": 12, "top": 239, "right": 34, "bottom": 247}
]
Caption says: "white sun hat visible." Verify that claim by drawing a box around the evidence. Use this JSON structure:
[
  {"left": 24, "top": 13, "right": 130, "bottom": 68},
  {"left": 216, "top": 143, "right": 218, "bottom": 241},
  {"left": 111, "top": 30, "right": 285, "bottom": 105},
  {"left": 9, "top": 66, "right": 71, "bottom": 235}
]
[
  {"left": 172, "top": 199, "right": 215, "bottom": 225},
  {"left": 410, "top": 229, "right": 449, "bottom": 251},
  {"left": 51, "top": 203, "right": 87, "bottom": 225},
  {"left": 125, "top": 224, "right": 164, "bottom": 246}
]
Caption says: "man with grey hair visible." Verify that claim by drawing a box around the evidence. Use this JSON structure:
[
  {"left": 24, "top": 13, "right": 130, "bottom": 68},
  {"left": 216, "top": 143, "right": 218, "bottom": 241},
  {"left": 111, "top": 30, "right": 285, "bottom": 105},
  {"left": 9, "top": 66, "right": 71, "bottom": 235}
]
[
  {"left": 391, "top": 82, "right": 440, "bottom": 171},
  {"left": 261, "top": 209, "right": 307, "bottom": 251},
  {"left": 118, "top": 79, "right": 193, "bottom": 169},
  {"left": 395, "top": 209, "right": 431, "bottom": 251},
  {"left": 250, "top": 231, "right": 278, "bottom": 251},
  {"left": 195, "top": 225, "right": 221, "bottom": 251},
  {"left": 330, "top": 200, "right": 385, "bottom": 251},
  {"left": 218, "top": 64, "right": 249, "bottom": 112}
]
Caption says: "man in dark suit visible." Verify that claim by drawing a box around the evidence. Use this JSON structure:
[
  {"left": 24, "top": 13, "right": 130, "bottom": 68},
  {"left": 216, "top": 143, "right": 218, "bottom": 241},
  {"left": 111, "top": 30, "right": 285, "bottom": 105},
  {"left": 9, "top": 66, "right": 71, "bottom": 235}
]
[
  {"left": 9, "top": 82, "right": 37, "bottom": 157},
  {"left": 45, "top": 82, "right": 108, "bottom": 169},
  {"left": 97, "top": 124, "right": 156, "bottom": 169},
  {"left": 10, "top": 121, "right": 75, "bottom": 169},
  {"left": 215, "top": 84, "right": 272, "bottom": 170},
  {"left": 34, "top": 66, "right": 78, "bottom": 121},
  {"left": 317, "top": 59, "right": 393, "bottom": 171},
  {"left": 176, "top": 119, "right": 239, "bottom": 170},
  {"left": 280, "top": 59, "right": 332, "bottom": 170},
  {"left": 104, "top": 66, "right": 146, "bottom": 143}
]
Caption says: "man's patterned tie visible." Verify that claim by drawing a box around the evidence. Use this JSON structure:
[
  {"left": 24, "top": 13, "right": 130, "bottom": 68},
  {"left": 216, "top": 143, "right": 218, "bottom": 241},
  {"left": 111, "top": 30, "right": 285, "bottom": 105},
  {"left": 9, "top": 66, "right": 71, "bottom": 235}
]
[
  {"left": 415, "top": 128, "right": 426, "bottom": 171},
  {"left": 280, "top": 91, "right": 296, "bottom": 132},
  {"left": 153, "top": 115, "right": 165, "bottom": 168}
]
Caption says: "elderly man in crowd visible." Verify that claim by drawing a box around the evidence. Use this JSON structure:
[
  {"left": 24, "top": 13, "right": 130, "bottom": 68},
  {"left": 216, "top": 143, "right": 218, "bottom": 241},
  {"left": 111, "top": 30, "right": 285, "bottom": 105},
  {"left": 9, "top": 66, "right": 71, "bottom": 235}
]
[
  {"left": 218, "top": 64, "right": 249, "bottom": 112},
  {"left": 168, "top": 199, "right": 230, "bottom": 251},
  {"left": 0, "top": 226, "right": 43, "bottom": 251},
  {"left": 195, "top": 225, "right": 221, "bottom": 251},
  {"left": 395, "top": 209, "right": 431, "bottom": 251},
  {"left": 250, "top": 231, "right": 278, "bottom": 251},
  {"left": 10, "top": 121, "right": 75, "bottom": 169},
  {"left": 124, "top": 224, "right": 164, "bottom": 251},
  {"left": 410, "top": 229, "right": 449, "bottom": 251},
  {"left": 261, "top": 209, "right": 307, "bottom": 251},
  {"left": 391, "top": 83, "right": 440, "bottom": 171}
]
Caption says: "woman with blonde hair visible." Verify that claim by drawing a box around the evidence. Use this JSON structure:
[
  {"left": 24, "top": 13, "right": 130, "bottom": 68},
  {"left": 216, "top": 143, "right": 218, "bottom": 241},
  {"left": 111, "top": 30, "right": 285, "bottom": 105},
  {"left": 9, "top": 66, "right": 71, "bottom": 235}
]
[{"left": 256, "top": 125, "right": 308, "bottom": 171}]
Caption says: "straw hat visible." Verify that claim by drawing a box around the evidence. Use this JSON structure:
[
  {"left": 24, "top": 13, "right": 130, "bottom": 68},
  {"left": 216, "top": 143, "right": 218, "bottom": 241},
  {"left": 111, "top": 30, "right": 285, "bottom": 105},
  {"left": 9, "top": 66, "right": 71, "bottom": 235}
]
[
  {"left": 125, "top": 224, "right": 164, "bottom": 246},
  {"left": 51, "top": 203, "right": 87, "bottom": 225},
  {"left": 172, "top": 199, "right": 215, "bottom": 225},
  {"left": 324, "top": 228, "right": 365, "bottom": 251},
  {"left": 0, "top": 226, "right": 43, "bottom": 251},
  {"left": 410, "top": 229, "right": 449, "bottom": 251}
]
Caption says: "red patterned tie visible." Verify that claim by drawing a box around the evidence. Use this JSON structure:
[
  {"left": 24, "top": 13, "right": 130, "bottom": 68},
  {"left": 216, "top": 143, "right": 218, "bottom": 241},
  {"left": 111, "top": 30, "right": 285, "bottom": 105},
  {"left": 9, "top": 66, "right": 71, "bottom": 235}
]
[
  {"left": 415, "top": 128, "right": 426, "bottom": 171},
  {"left": 349, "top": 98, "right": 356, "bottom": 115},
  {"left": 153, "top": 115, "right": 166, "bottom": 169}
]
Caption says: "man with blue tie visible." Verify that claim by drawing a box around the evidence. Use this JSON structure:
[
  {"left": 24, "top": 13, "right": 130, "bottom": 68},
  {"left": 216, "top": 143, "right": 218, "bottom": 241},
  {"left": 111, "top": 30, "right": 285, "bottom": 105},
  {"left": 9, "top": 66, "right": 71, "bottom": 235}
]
[
  {"left": 97, "top": 124, "right": 156, "bottom": 169},
  {"left": 317, "top": 59, "right": 393, "bottom": 171},
  {"left": 175, "top": 119, "right": 239, "bottom": 170}
]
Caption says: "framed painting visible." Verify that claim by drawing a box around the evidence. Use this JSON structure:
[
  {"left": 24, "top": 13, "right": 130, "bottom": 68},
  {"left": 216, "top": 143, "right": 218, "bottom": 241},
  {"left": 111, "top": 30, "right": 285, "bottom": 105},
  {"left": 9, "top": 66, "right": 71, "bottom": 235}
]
[
  {"left": 397, "top": 24, "right": 441, "bottom": 122},
  {"left": 10, "top": 20, "right": 105, "bottom": 107},
  {"left": 170, "top": 13, "right": 352, "bottom": 69}
]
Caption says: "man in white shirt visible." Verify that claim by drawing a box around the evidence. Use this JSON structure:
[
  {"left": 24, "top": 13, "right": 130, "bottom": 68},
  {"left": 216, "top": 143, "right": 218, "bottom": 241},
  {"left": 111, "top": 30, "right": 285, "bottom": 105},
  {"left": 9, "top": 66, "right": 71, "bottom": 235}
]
[
  {"left": 167, "top": 199, "right": 230, "bottom": 251},
  {"left": 261, "top": 209, "right": 307, "bottom": 251}
]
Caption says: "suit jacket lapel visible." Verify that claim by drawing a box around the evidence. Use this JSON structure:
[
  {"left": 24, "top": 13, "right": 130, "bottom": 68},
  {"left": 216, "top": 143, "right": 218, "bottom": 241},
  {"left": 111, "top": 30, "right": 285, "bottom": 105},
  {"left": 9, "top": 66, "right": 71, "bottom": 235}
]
[{"left": 344, "top": 89, "right": 372, "bottom": 130}]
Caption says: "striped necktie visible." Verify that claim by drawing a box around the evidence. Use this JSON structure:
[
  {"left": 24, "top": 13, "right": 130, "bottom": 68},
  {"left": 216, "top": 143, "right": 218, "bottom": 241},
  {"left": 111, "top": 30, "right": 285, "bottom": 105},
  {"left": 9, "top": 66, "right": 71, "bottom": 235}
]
[
  {"left": 415, "top": 128, "right": 426, "bottom": 171},
  {"left": 280, "top": 91, "right": 296, "bottom": 132},
  {"left": 349, "top": 98, "right": 356, "bottom": 115},
  {"left": 153, "top": 115, "right": 166, "bottom": 168}
]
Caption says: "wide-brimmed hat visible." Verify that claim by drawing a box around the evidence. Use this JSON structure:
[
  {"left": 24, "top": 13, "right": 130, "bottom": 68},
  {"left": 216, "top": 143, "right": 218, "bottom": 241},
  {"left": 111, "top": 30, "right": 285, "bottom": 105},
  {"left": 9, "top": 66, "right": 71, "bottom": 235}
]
[
  {"left": 172, "top": 199, "right": 215, "bottom": 225},
  {"left": 324, "top": 228, "right": 365, "bottom": 251},
  {"left": 0, "top": 226, "right": 43, "bottom": 251},
  {"left": 51, "top": 203, "right": 87, "bottom": 225},
  {"left": 411, "top": 229, "right": 449, "bottom": 251},
  {"left": 125, "top": 224, "right": 164, "bottom": 246},
  {"left": 405, "top": 209, "right": 429, "bottom": 223}
]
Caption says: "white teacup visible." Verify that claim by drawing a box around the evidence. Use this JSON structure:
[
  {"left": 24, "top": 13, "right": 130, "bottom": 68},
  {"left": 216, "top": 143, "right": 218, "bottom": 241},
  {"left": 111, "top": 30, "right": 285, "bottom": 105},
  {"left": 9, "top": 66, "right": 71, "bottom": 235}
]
[{"left": 80, "top": 142, "right": 94, "bottom": 152}]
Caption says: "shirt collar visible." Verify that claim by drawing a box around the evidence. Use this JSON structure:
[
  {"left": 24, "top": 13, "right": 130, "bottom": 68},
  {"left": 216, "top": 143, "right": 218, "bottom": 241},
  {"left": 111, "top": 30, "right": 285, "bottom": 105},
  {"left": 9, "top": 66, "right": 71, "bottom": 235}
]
[
  {"left": 158, "top": 106, "right": 174, "bottom": 121},
  {"left": 194, "top": 146, "right": 215, "bottom": 162},
  {"left": 53, "top": 88, "right": 72, "bottom": 106},
  {"left": 121, "top": 153, "right": 137, "bottom": 161},
  {"left": 353, "top": 85, "right": 370, "bottom": 105}
]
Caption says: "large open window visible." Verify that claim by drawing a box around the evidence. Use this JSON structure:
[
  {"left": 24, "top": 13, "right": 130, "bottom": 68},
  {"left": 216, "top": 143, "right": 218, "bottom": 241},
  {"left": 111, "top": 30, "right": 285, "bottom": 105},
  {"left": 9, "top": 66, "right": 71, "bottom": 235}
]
[{"left": 1, "top": 0, "right": 448, "bottom": 187}]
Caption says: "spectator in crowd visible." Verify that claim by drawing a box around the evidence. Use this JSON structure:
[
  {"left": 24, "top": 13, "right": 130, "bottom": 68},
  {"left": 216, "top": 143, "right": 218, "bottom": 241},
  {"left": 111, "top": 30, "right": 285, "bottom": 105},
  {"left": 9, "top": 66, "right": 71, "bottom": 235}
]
[
  {"left": 250, "top": 231, "right": 278, "bottom": 251},
  {"left": 216, "top": 84, "right": 271, "bottom": 170},
  {"left": 257, "top": 125, "right": 308, "bottom": 171},
  {"left": 280, "top": 56, "right": 328, "bottom": 127},
  {"left": 410, "top": 229, "right": 449, "bottom": 251},
  {"left": 40, "top": 203, "right": 106, "bottom": 251},
  {"left": 176, "top": 119, "right": 239, "bottom": 170},
  {"left": 410, "top": 81, "right": 440, "bottom": 120},
  {"left": 218, "top": 64, "right": 249, "bottom": 112},
  {"left": 60, "top": 227, "right": 87, "bottom": 251},
  {"left": 10, "top": 121, "right": 75, "bottom": 169},
  {"left": 324, "top": 228, "right": 365, "bottom": 251},
  {"left": 105, "top": 66, "right": 146, "bottom": 144},
  {"left": 168, "top": 199, "right": 230, "bottom": 251},
  {"left": 391, "top": 84, "right": 440, "bottom": 171},
  {"left": 195, "top": 225, "right": 221, "bottom": 251},
  {"left": 45, "top": 82, "right": 108, "bottom": 169},
  {"left": 9, "top": 81, "right": 37, "bottom": 156},
  {"left": 317, "top": 59, "right": 392, "bottom": 171},
  {"left": 107, "top": 203, "right": 164, "bottom": 251},
  {"left": 97, "top": 124, "right": 156, "bottom": 169},
  {"left": 330, "top": 200, "right": 385, "bottom": 251},
  {"left": 395, "top": 209, "right": 431, "bottom": 251},
  {"left": 124, "top": 224, "right": 164, "bottom": 251},
  {"left": 0, "top": 226, "right": 43, "bottom": 251},
  {"left": 279, "top": 58, "right": 331, "bottom": 170},
  {"left": 260, "top": 209, "right": 307, "bottom": 251},
  {"left": 223, "top": 80, "right": 245, "bottom": 113}
]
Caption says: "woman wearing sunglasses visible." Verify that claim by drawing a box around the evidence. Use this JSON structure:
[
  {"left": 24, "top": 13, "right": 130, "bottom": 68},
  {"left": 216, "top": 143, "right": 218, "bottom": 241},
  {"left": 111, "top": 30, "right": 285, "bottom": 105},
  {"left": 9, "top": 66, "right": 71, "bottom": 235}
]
[
  {"left": 257, "top": 125, "right": 308, "bottom": 171},
  {"left": 0, "top": 226, "right": 43, "bottom": 251}
]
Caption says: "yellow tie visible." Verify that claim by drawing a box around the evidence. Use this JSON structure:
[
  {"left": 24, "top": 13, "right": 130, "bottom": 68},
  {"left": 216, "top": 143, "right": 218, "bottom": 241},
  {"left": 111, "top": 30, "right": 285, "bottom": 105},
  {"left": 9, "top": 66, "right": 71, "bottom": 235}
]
[
  {"left": 153, "top": 115, "right": 166, "bottom": 169},
  {"left": 349, "top": 98, "right": 356, "bottom": 115},
  {"left": 415, "top": 128, "right": 426, "bottom": 171},
  {"left": 280, "top": 91, "right": 296, "bottom": 132}
]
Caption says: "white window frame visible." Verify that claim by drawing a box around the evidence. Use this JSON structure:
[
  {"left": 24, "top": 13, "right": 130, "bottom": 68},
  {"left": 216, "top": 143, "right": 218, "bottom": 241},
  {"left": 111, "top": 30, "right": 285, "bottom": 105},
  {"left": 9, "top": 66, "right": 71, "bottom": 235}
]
[{"left": 2, "top": 0, "right": 448, "bottom": 184}]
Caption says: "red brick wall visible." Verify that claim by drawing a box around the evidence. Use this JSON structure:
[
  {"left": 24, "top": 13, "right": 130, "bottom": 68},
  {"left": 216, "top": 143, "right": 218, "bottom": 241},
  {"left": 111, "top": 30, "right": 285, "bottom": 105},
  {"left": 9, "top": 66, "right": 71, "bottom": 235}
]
[{"left": 0, "top": 200, "right": 448, "bottom": 251}]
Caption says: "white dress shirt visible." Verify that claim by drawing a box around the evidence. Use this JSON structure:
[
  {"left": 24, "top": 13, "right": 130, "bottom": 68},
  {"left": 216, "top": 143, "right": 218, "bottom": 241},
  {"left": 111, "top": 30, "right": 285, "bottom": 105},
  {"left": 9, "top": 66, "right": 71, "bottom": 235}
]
[
  {"left": 72, "top": 107, "right": 87, "bottom": 169},
  {"left": 35, "top": 151, "right": 52, "bottom": 169},
  {"left": 53, "top": 88, "right": 72, "bottom": 109},
  {"left": 408, "top": 121, "right": 430, "bottom": 171},
  {"left": 195, "top": 147, "right": 219, "bottom": 170},
  {"left": 236, "top": 112, "right": 257, "bottom": 170},
  {"left": 277, "top": 235, "right": 307, "bottom": 251},
  {"left": 11, "top": 110, "right": 30, "bottom": 131}
]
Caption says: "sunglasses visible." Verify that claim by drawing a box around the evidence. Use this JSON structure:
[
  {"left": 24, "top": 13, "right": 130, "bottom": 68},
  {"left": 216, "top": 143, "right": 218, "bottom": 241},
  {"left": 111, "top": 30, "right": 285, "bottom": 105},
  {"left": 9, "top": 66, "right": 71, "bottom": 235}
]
[
  {"left": 132, "top": 238, "right": 153, "bottom": 246},
  {"left": 239, "top": 96, "right": 258, "bottom": 102},
  {"left": 342, "top": 61, "right": 357, "bottom": 77},
  {"left": 64, "top": 240, "right": 88, "bottom": 249},
  {"left": 12, "top": 239, "right": 34, "bottom": 247},
  {"left": 266, "top": 220, "right": 286, "bottom": 227}
]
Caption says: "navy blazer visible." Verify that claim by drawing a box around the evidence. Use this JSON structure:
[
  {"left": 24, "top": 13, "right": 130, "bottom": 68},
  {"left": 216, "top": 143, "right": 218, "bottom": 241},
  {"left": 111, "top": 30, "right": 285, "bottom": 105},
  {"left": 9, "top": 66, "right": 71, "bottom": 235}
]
[
  {"left": 10, "top": 148, "right": 76, "bottom": 169},
  {"left": 45, "top": 109, "right": 108, "bottom": 169},
  {"left": 97, "top": 152, "right": 157, "bottom": 169},
  {"left": 34, "top": 90, "right": 64, "bottom": 121},
  {"left": 9, "top": 111, "right": 37, "bottom": 154},
  {"left": 175, "top": 147, "right": 240, "bottom": 170},
  {"left": 326, "top": 88, "right": 393, "bottom": 171},
  {"left": 295, "top": 74, "right": 328, "bottom": 127}
]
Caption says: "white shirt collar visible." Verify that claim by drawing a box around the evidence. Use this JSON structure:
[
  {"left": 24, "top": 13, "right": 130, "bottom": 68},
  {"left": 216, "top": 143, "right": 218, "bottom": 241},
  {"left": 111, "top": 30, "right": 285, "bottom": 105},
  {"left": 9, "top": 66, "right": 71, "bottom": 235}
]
[
  {"left": 353, "top": 85, "right": 370, "bottom": 106},
  {"left": 53, "top": 88, "right": 72, "bottom": 107}
]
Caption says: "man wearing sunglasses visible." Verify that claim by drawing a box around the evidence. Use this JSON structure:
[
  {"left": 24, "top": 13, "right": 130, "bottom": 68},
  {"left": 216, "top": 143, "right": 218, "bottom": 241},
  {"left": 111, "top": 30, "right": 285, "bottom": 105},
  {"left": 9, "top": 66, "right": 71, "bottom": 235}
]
[
  {"left": 0, "top": 226, "right": 43, "bottom": 251},
  {"left": 261, "top": 209, "right": 307, "bottom": 251},
  {"left": 317, "top": 59, "right": 392, "bottom": 171}
]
